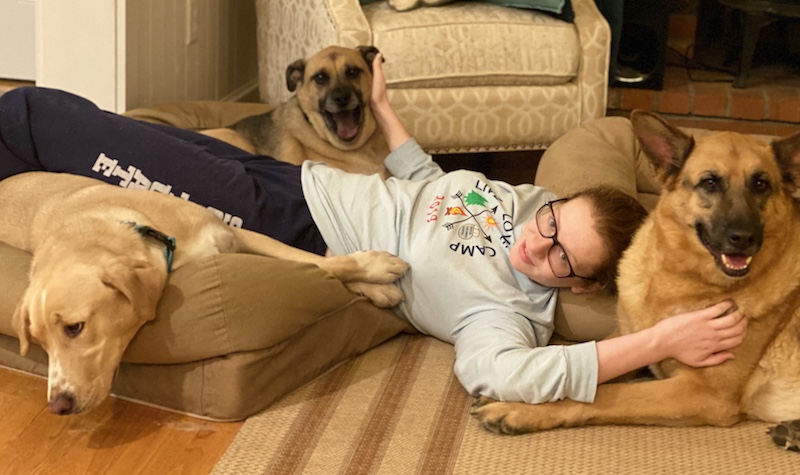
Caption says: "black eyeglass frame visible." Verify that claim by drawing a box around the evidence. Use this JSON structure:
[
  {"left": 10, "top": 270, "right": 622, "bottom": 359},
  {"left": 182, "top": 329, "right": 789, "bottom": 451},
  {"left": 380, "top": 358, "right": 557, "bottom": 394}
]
[{"left": 534, "top": 199, "right": 595, "bottom": 281}]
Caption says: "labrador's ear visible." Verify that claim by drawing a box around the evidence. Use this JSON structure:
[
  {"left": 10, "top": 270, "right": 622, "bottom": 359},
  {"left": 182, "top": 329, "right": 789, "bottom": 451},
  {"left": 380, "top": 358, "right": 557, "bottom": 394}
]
[
  {"left": 102, "top": 258, "right": 167, "bottom": 322},
  {"left": 12, "top": 292, "right": 32, "bottom": 356}
]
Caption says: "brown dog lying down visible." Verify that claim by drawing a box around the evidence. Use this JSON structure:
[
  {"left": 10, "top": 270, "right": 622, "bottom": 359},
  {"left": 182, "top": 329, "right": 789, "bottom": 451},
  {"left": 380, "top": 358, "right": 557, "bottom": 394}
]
[
  {"left": 203, "top": 45, "right": 391, "bottom": 178},
  {"left": 0, "top": 172, "right": 408, "bottom": 415},
  {"left": 471, "top": 111, "right": 800, "bottom": 451}
]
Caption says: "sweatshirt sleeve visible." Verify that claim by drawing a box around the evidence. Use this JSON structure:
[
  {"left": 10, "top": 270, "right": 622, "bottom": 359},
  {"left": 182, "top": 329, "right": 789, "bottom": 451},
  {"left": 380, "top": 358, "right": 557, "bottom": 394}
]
[
  {"left": 452, "top": 311, "right": 599, "bottom": 404},
  {"left": 384, "top": 138, "right": 446, "bottom": 181}
]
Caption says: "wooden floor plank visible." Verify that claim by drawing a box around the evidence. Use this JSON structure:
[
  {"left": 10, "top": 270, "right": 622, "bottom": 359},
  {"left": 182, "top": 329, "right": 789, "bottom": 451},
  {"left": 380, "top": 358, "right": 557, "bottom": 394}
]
[{"left": 0, "top": 368, "right": 242, "bottom": 473}]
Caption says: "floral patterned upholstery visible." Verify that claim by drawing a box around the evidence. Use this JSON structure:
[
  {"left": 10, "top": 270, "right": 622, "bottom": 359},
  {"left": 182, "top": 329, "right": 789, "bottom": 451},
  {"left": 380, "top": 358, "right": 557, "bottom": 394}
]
[{"left": 255, "top": 0, "right": 610, "bottom": 153}]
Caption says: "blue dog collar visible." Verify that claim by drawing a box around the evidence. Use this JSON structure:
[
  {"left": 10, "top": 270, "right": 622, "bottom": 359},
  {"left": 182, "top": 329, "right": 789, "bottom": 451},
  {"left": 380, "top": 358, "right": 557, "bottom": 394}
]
[{"left": 122, "top": 221, "right": 177, "bottom": 273}]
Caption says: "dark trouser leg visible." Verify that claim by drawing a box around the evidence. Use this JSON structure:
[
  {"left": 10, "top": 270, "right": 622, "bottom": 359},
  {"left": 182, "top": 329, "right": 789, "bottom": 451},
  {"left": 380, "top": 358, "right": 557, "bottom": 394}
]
[{"left": 0, "top": 87, "right": 325, "bottom": 254}]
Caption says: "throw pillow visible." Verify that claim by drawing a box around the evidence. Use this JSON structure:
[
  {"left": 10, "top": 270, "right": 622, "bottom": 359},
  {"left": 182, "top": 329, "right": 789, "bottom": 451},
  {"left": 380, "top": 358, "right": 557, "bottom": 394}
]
[
  {"left": 360, "top": 0, "right": 573, "bottom": 22},
  {"left": 392, "top": 0, "right": 454, "bottom": 12}
]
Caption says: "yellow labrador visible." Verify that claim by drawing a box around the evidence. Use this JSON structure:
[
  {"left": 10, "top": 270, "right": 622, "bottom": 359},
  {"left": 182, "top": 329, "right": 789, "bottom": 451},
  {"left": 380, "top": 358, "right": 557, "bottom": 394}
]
[{"left": 0, "top": 172, "right": 408, "bottom": 415}]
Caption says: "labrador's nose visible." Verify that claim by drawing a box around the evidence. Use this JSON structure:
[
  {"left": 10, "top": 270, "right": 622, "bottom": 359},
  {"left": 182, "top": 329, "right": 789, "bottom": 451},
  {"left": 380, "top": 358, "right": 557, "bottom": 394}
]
[{"left": 48, "top": 392, "right": 76, "bottom": 415}]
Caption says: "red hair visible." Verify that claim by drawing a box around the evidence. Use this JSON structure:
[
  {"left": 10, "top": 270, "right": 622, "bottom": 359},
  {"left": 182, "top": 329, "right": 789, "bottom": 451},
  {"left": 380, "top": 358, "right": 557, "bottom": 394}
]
[{"left": 566, "top": 186, "right": 648, "bottom": 293}]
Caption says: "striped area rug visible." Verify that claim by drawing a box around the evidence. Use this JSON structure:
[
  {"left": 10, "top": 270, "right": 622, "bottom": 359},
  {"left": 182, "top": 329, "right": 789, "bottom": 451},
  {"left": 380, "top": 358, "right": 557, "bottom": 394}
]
[{"left": 213, "top": 335, "right": 798, "bottom": 475}]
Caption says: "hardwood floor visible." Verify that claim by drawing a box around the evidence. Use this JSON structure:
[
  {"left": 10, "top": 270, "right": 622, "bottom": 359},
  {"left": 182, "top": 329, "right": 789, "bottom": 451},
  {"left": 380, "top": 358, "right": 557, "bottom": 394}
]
[{"left": 0, "top": 368, "right": 242, "bottom": 474}]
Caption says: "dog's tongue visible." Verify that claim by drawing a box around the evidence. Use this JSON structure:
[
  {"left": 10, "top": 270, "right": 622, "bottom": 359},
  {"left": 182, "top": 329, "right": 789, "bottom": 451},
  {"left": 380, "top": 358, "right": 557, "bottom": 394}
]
[
  {"left": 722, "top": 253, "right": 751, "bottom": 270},
  {"left": 333, "top": 111, "right": 359, "bottom": 140}
]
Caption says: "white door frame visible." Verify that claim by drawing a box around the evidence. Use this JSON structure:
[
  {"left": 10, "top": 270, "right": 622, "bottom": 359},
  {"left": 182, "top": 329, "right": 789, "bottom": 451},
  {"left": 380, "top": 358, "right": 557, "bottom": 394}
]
[{"left": 35, "top": 0, "right": 126, "bottom": 112}]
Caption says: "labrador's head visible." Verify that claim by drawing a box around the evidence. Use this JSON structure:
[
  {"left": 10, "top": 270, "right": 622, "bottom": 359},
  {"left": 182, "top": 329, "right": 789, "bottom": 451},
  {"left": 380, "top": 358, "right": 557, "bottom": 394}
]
[{"left": 13, "top": 244, "right": 166, "bottom": 415}]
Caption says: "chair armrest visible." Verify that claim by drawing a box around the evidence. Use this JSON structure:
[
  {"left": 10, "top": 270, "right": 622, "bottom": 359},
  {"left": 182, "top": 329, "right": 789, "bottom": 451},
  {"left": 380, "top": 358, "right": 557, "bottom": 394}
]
[
  {"left": 571, "top": 0, "right": 612, "bottom": 121},
  {"left": 325, "top": 0, "right": 372, "bottom": 47}
]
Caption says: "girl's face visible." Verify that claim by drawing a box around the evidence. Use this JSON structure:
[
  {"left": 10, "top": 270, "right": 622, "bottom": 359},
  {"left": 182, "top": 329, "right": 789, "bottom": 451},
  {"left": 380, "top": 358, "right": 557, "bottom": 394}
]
[{"left": 509, "top": 197, "right": 606, "bottom": 290}]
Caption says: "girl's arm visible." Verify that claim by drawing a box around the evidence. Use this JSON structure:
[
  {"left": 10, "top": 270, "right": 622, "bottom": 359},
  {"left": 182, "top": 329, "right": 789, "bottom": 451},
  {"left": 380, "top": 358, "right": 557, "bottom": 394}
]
[
  {"left": 596, "top": 300, "right": 748, "bottom": 383},
  {"left": 370, "top": 53, "right": 412, "bottom": 152},
  {"left": 452, "top": 301, "right": 746, "bottom": 404}
]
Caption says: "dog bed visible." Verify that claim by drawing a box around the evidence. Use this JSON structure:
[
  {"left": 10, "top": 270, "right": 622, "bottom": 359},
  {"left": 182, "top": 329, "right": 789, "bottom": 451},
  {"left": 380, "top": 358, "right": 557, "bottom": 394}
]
[{"left": 0, "top": 241, "right": 411, "bottom": 421}]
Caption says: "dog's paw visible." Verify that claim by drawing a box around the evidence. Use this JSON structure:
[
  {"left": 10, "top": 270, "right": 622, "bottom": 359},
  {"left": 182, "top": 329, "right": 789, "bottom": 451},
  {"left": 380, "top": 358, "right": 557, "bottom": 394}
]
[
  {"left": 351, "top": 251, "right": 409, "bottom": 283},
  {"left": 345, "top": 282, "right": 404, "bottom": 308},
  {"left": 768, "top": 420, "right": 800, "bottom": 452},
  {"left": 471, "top": 395, "right": 498, "bottom": 410},
  {"left": 469, "top": 399, "right": 538, "bottom": 436}
]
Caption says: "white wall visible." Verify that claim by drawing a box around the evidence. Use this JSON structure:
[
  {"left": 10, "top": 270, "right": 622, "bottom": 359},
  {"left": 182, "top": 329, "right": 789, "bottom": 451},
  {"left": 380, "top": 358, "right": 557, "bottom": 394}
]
[
  {"left": 35, "top": 0, "right": 258, "bottom": 113},
  {"left": 35, "top": 0, "right": 120, "bottom": 110},
  {"left": 0, "top": 0, "right": 36, "bottom": 80}
]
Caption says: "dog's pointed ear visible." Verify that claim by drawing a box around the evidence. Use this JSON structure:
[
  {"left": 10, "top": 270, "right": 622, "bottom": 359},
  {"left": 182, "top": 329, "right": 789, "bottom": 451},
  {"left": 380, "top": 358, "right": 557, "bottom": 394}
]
[
  {"left": 357, "top": 46, "right": 382, "bottom": 73},
  {"left": 772, "top": 130, "right": 800, "bottom": 191},
  {"left": 102, "top": 259, "right": 167, "bottom": 322},
  {"left": 12, "top": 292, "right": 32, "bottom": 356},
  {"left": 631, "top": 110, "right": 694, "bottom": 187},
  {"left": 285, "top": 58, "right": 306, "bottom": 92}
]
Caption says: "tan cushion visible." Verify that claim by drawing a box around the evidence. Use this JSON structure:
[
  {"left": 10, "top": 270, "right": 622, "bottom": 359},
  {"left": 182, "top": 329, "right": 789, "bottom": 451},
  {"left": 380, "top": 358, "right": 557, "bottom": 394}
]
[
  {"left": 365, "top": 2, "right": 580, "bottom": 88},
  {"left": 125, "top": 101, "right": 273, "bottom": 130},
  {"left": 535, "top": 116, "right": 661, "bottom": 211}
]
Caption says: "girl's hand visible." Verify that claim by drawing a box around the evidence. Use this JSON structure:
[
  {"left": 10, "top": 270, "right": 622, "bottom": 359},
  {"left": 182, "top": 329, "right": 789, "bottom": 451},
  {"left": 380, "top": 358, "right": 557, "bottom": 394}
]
[
  {"left": 368, "top": 52, "right": 412, "bottom": 150},
  {"left": 655, "top": 300, "right": 747, "bottom": 367},
  {"left": 370, "top": 53, "right": 389, "bottom": 109}
]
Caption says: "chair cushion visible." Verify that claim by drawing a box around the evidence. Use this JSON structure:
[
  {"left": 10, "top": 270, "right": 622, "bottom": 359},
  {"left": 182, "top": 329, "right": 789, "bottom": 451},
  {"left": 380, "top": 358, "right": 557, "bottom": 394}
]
[{"left": 364, "top": 1, "right": 581, "bottom": 88}]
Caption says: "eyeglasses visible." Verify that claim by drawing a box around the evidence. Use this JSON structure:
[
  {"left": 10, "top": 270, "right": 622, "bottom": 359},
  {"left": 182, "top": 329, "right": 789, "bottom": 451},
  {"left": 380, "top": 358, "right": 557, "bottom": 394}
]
[{"left": 535, "top": 199, "right": 594, "bottom": 280}]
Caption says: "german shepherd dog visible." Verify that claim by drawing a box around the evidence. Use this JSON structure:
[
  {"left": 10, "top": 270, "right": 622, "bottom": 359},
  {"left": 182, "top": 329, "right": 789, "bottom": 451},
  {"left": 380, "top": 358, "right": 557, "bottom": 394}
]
[
  {"left": 204, "top": 46, "right": 390, "bottom": 178},
  {"left": 471, "top": 111, "right": 800, "bottom": 450}
]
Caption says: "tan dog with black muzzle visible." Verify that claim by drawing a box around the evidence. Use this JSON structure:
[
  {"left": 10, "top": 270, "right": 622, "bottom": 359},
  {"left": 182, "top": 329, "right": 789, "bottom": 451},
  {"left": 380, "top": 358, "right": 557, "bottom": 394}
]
[{"left": 205, "top": 45, "right": 390, "bottom": 178}]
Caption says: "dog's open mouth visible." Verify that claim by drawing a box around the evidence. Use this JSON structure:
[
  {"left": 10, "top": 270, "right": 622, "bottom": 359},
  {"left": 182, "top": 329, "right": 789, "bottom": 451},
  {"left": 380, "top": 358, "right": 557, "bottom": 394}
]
[
  {"left": 696, "top": 224, "right": 754, "bottom": 278},
  {"left": 324, "top": 105, "right": 362, "bottom": 142}
]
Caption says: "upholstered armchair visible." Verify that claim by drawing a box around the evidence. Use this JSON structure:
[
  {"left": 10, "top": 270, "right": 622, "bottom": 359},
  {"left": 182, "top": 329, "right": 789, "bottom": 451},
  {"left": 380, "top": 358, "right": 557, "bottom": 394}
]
[{"left": 254, "top": 0, "right": 610, "bottom": 153}]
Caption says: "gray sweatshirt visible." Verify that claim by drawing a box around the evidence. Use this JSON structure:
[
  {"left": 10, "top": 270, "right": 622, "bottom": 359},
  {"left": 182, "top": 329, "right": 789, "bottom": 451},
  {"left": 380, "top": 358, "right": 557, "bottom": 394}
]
[{"left": 302, "top": 139, "right": 599, "bottom": 404}]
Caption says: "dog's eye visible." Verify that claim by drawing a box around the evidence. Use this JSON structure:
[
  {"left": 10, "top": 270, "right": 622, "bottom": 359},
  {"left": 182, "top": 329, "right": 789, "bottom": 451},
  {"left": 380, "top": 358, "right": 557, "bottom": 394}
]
[
  {"left": 64, "top": 322, "right": 85, "bottom": 338},
  {"left": 346, "top": 67, "right": 361, "bottom": 80},
  {"left": 699, "top": 176, "right": 720, "bottom": 193},
  {"left": 751, "top": 177, "right": 771, "bottom": 194},
  {"left": 312, "top": 73, "right": 328, "bottom": 85}
]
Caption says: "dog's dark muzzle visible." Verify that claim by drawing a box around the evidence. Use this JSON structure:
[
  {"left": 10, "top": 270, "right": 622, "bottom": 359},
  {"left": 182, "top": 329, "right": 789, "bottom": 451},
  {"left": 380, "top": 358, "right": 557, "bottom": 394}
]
[
  {"left": 321, "top": 88, "right": 363, "bottom": 142},
  {"left": 696, "top": 219, "right": 763, "bottom": 278}
]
